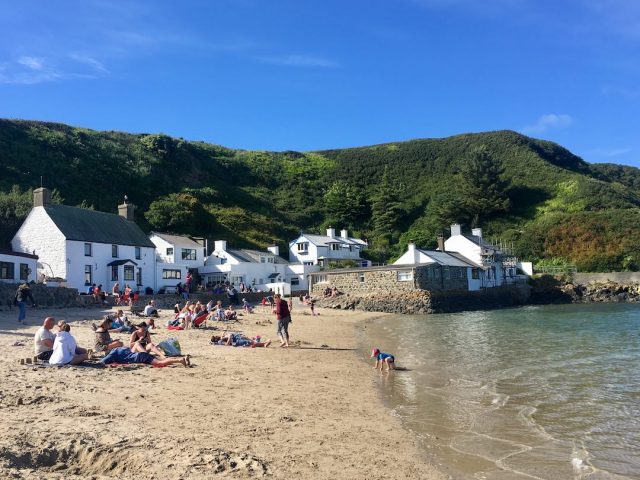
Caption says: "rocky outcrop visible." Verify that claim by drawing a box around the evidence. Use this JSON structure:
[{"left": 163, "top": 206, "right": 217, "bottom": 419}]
[{"left": 560, "top": 282, "right": 640, "bottom": 303}]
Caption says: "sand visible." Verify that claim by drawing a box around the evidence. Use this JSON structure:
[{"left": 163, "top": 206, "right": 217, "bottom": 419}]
[{"left": 0, "top": 303, "right": 447, "bottom": 480}]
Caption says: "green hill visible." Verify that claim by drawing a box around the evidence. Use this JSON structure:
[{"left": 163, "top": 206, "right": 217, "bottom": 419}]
[{"left": 1, "top": 119, "right": 639, "bottom": 272}]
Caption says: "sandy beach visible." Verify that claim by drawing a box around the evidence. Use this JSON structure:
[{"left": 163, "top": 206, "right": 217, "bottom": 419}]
[{"left": 0, "top": 303, "right": 446, "bottom": 479}]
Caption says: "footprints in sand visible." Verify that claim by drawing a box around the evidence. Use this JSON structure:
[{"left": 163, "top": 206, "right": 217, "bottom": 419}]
[{"left": 184, "top": 448, "right": 271, "bottom": 476}]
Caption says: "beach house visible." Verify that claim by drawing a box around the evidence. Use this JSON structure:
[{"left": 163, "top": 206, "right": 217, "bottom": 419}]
[
  {"left": 11, "top": 188, "right": 156, "bottom": 292},
  {"left": 201, "top": 240, "right": 317, "bottom": 292},
  {"left": 289, "top": 228, "right": 368, "bottom": 267},
  {"left": 149, "top": 232, "right": 206, "bottom": 292}
]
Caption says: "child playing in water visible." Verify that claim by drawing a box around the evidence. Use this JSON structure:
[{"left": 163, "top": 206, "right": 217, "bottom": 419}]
[{"left": 371, "top": 348, "right": 396, "bottom": 371}]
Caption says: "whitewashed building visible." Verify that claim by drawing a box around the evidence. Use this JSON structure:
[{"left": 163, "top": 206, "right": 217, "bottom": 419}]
[
  {"left": 0, "top": 251, "right": 38, "bottom": 284},
  {"left": 11, "top": 188, "right": 156, "bottom": 292},
  {"left": 289, "top": 228, "right": 368, "bottom": 267},
  {"left": 149, "top": 232, "right": 206, "bottom": 292},
  {"left": 201, "top": 240, "right": 317, "bottom": 291}
]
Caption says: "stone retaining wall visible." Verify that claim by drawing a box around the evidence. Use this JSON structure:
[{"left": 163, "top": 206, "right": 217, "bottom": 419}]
[{"left": 0, "top": 283, "right": 81, "bottom": 311}]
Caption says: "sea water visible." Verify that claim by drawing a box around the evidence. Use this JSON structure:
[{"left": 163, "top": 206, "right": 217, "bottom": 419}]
[{"left": 361, "top": 303, "right": 640, "bottom": 479}]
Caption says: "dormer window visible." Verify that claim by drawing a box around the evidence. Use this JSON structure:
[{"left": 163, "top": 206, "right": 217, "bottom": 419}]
[
  {"left": 331, "top": 243, "right": 340, "bottom": 251},
  {"left": 166, "top": 248, "right": 174, "bottom": 256}
]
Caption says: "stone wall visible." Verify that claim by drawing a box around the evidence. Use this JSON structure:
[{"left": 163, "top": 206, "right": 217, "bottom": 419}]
[
  {"left": 0, "top": 283, "right": 80, "bottom": 311},
  {"left": 311, "top": 265, "right": 468, "bottom": 297},
  {"left": 572, "top": 272, "right": 640, "bottom": 285}
]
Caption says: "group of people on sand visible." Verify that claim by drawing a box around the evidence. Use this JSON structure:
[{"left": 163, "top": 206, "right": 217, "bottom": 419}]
[{"left": 32, "top": 314, "right": 189, "bottom": 368}]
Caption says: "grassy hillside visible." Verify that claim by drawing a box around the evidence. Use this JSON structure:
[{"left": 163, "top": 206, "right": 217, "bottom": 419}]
[{"left": 1, "top": 119, "right": 639, "bottom": 271}]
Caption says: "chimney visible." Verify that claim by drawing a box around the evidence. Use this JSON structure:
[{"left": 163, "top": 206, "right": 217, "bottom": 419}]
[
  {"left": 450, "top": 224, "right": 462, "bottom": 236},
  {"left": 407, "top": 242, "right": 417, "bottom": 263},
  {"left": 118, "top": 196, "right": 135, "bottom": 221},
  {"left": 340, "top": 229, "right": 348, "bottom": 239},
  {"left": 267, "top": 244, "right": 280, "bottom": 256},
  {"left": 33, "top": 187, "right": 51, "bottom": 207},
  {"left": 327, "top": 227, "right": 336, "bottom": 238},
  {"left": 214, "top": 240, "right": 227, "bottom": 252},
  {"left": 437, "top": 234, "right": 445, "bottom": 252},
  {"left": 471, "top": 228, "right": 483, "bottom": 239}
]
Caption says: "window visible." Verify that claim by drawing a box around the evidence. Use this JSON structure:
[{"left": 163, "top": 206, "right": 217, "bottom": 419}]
[
  {"left": 111, "top": 265, "right": 118, "bottom": 281},
  {"left": 260, "top": 257, "right": 266, "bottom": 263},
  {"left": 444, "top": 267, "right": 451, "bottom": 280},
  {"left": 268, "top": 257, "right": 274, "bottom": 263},
  {"left": 182, "top": 248, "right": 196, "bottom": 261},
  {"left": 290, "top": 277, "right": 300, "bottom": 286},
  {"left": 162, "top": 269, "right": 181, "bottom": 279},
  {"left": 397, "top": 270, "right": 412, "bottom": 282},
  {"left": 136, "top": 267, "right": 142, "bottom": 286},
  {"left": 331, "top": 243, "right": 340, "bottom": 251},
  {"left": 19, "top": 263, "right": 29, "bottom": 281},
  {"left": 166, "top": 247, "right": 174, "bottom": 256},
  {"left": 84, "top": 265, "right": 92, "bottom": 285},
  {"left": 112, "top": 244, "right": 118, "bottom": 258},
  {"left": 0, "top": 262, "right": 14, "bottom": 280},
  {"left": 135, "top": 247, "right": 141, "bottom": 260},
  {"left": 84, "top": 243, "right": 92, "bottom": 256},
  {"left": 297, "top": 242, "right": 309, "bottom": 253},
  {"left": 358, "top": 273, "right": 365, "bottom": 283},
  {"left": 124, "top": 265, "right": 135, "bottom": 281},
  {"left": 472, "top": 268, "right": 480, "bottom": 280},
  {"left": 303, "top": 261, "right": 314, "bottom": 266}
]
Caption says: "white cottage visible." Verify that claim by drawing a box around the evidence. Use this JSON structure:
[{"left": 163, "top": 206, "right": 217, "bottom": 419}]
[
  {"left": 0, "top": 251, "right": 38, "bottom": 284},
  {"left": 289, "top": 228, "right": 368, "bottom": 267},
  {"left": 11, "top": 188, "right": 156, "bottom": 292},
  {"left": 201, "top": 240, "right": 317, "bottom": 291},
  {"left": 149, "top": 232, "right": 206, "bottom": 292}
]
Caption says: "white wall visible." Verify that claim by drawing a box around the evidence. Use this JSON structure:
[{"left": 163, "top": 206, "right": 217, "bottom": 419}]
[
  {"left": 289, "top": 236, "right": 321, "bottom": 264},
  {"left": 66, "top": 241, "right": 155, "bottom": 292},
  {"left": 0, "top": 253, "right": 38, "bottom": 284},
  {"left": 150, "top": 234, "right": 204, "bottom": 268},
  {"left": 155, "top": 262, "right": 191, "bottom": 292},
  {"left": 12, "top": 207, "right": 67, "bottom": 281}
]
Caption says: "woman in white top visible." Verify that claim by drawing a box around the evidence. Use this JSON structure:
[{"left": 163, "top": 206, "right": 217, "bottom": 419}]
[{"left": 49, "top": 323, "right": 89, "bottom": 365}]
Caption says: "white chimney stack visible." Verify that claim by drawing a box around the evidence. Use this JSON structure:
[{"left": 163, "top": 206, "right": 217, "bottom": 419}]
[
  {"left": 327, "top": 227, "right": 336, "bottom": 238},
  {"left": 472, "top": 228, "right": 483, "bottom": 239},
  {"left": 267, "top": 244, "right": 280, "bottom": 256},
  {"left": 340, "top": 229, "right": 348, "bottom": 239},
  {"left": 214, "top": 240, "right": 227, "bottom": 252},
  {"left": 408, "top": 242, "right": 417, "bottom": 263},
  {"left": 450, "top": 224, "right": 462, "bottom": 236}
]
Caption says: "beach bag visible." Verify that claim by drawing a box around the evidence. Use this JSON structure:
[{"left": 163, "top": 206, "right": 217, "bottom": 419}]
[{"left": 158, "top": 337, "right": 182, "bottom": 356}]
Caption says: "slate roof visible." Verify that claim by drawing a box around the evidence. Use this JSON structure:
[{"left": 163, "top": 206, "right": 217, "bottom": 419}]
[
  {"left": 151, "top": 232, "right": 202, "bottom": 249},
  {"left": 44, "top": 205, "right": 155, "bottom": 248},
  {"left": 0, "top": 250, "right": 38, "bottom": 259},
  {"left": 416, "top": 249, "right": 482, "bottom": 268},
  {"left": 461, "top": 234, "right": 499, "bottom": 252},
  {"left": 226, "top": 248, "right": 289, "bottom": 265}
]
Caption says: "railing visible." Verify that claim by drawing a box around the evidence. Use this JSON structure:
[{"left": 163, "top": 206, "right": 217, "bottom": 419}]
[{"left": 533, "top": 265, "right": 577, "bottom": 275}]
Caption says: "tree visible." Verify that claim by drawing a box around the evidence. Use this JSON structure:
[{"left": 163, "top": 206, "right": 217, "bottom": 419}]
[
  {"left": 370, "top": 167, "right": 404, "bottom": 257},
  {"left": 459, "top": 145, "right": 511, "bottom": 226},
  {"left": 323, "top": 181, "right": 368, "bottom": 230},
  {"left": 145, "top": 192, "right": 205, "bottom": 232}
]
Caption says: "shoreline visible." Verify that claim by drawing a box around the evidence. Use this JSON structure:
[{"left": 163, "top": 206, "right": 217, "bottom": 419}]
[{"left": 0, "top": 305, "right": 447, "bottom": 479}]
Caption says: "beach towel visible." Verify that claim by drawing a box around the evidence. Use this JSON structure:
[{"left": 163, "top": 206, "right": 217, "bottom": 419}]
[
  {"left": 167, "top": 325, "right": 184, "bottom": 330},
  {"left": 23, "top": 362, "right": 105, "bottom": 369}
]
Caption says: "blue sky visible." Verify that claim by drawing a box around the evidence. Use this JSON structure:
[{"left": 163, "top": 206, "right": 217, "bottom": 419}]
[{"left": 1, "top": 0, "right": 639, "bottom": 166}]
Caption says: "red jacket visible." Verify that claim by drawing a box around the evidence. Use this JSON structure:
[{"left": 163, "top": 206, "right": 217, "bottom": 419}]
[{"left": 275, "top": 298, "right": 290, "bottom": 320}]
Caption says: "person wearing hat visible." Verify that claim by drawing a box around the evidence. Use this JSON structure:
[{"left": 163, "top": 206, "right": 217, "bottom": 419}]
[
  {"left": 15, "top": 283, "right": 36, "bottom": 325},
  {"left": 371, "top": 348, "right": 396, "bottom": 372},
  {"left": 129, "top": 322, "right": 164, "bottom": 357}
]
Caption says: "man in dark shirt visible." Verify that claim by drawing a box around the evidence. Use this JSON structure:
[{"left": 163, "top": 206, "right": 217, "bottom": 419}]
[{"left": 273, "top": 293, "right": 291, "bottom": 347}]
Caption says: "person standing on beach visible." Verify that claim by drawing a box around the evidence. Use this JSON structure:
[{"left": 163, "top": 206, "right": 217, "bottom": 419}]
[
  {"left": 15, "top": 283, "right": 36, "bottom": 324},
  {"left": 273, "top": 293, "right": 291, "bottom": 347}
]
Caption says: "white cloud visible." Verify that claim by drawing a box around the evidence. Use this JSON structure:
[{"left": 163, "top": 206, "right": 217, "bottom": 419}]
[
  {"left": 17, "top": 56, "right": 44, "bottom": 70},
  {"left": 521, "top": 114, "right": 573, "bottom": 135},
  {"left": 260, "top": 54, "right": 337, "bottom": 68},
  {"left": 68, "top": 54, "right": 109, "bottom": 73}
]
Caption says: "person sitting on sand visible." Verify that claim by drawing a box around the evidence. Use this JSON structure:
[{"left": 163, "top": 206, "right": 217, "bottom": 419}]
[
  {"left": 224, "top": 305, "right": 238, "bottom": 321},
  {"left": 100, "top": 347, "right": 190, "bottom": 367},
  {"left": 109, "top": 310, "right": 134, "bottom": 333},
  {"left": 242, "top": 298, "right": 254, "bottom": 314},
  {"left": 210, "top": 333, "right": 271, "bottom": 348},
  {"left": 143, "top": 300, "right": 159, "bottom": 318},
  {"left": 34, "top": 316, "right": 56, "bottom": 361},
  {"left": 371, "top": 348, "right": 396, "bottom": 372},
  {"left": 49, "top": 323, "right": 89, "bottom": 365},
  {"left": 94, "top": 317, "right": 124, "bottom": 354},
  {"left": 129, "top": 322, "right": 164, "bottom": 357}
]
